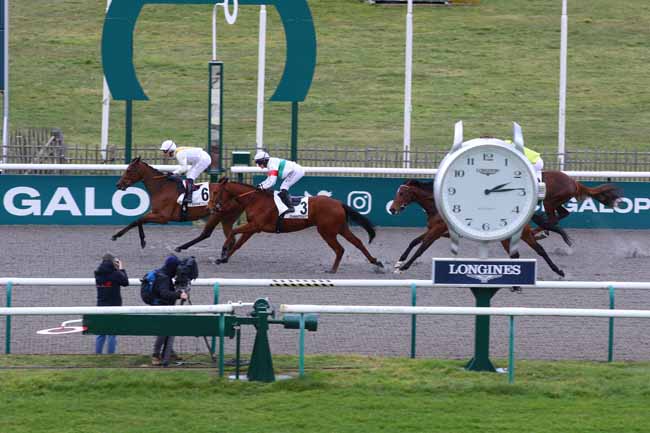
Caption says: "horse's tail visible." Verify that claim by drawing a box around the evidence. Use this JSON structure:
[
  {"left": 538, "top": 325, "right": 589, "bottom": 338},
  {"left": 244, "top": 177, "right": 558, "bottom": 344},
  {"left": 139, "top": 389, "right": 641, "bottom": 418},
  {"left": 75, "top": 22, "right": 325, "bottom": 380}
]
[
  {"left": 575, "top": 182, "right": 622, "bottom": 207},
  {"left": 343, "top": 204, "right": 376, "bottom": 244}
]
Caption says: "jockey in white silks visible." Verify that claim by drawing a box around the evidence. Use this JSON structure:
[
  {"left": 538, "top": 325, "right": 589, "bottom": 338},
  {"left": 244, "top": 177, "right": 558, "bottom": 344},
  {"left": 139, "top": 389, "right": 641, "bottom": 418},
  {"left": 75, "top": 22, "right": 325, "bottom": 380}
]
[
  {"left": 254, "top": 150, "right": 305, "bottom": 213},
  {"left": 160, "top": 140, "right": 212, "bottom": 210}
]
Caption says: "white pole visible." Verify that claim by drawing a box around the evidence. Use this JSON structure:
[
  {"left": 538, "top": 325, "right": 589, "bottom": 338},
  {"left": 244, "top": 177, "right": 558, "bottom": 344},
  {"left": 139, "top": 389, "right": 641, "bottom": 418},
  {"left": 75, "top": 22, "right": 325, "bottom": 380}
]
[
  {"left": 255, "top": 6, "right": 267, "bottom": 151},
  {"left": 2, "top": 0, "right": 9, "bottom": 164},
  {"left": 212, "top": 3, "right": 218, "bottom": 60},
  {"left": 557, "top": 0, "right": 568, "bottom": 170},
  {"left": 100, "top": 0, "right": 112, "bottom": 161},
  {"left": 402, "top": 0, "right": 413, "bottom": 169}
]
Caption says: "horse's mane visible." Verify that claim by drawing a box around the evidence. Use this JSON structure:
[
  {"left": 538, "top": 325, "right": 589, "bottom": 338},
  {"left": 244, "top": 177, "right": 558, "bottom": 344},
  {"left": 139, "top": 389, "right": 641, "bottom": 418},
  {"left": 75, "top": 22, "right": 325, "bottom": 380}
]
[
  {"left": 406, "top": 179, "right": 434, "bottom": 192},
  {"left": 131, "top": 157, "right": 165, "bottom": 176}
]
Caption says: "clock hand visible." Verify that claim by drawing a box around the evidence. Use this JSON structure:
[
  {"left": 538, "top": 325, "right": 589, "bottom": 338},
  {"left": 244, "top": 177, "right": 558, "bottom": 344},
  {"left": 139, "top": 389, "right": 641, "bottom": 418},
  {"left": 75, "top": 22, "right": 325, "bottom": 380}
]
[
  {"left": 484, "top": 182, "right": 511, "bottom": 195},
  {"left": 489, "top": 188, "right": 526, "bottom": 193}
]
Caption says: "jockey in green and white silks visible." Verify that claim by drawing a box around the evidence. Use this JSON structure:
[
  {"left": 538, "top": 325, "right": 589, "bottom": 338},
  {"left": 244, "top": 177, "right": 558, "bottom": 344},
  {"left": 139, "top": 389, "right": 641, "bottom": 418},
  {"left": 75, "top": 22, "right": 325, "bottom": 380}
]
[
  {"left": 524, "top": 147, "right": 543, "bottom": 182},
  {"left": 254, "top": 150, "right": 305, "bottom": 212}
]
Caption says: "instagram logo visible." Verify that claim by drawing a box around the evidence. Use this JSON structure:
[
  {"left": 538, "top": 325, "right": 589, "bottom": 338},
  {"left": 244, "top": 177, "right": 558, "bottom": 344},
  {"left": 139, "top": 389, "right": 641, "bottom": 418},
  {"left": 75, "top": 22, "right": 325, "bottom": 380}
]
[{"left": 347, "top": 191, "right": 372, "bottom": 215}]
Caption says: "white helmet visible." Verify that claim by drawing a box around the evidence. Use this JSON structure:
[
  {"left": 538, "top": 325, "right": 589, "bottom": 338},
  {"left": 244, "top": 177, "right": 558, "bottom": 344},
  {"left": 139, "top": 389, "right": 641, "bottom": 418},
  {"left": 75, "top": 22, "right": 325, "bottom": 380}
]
[
  {"left": 160, "top": 139, "right": 177, "bottom": 153},
  {"left": 254, "top": 150, "right": 270, "bottom": 164}
]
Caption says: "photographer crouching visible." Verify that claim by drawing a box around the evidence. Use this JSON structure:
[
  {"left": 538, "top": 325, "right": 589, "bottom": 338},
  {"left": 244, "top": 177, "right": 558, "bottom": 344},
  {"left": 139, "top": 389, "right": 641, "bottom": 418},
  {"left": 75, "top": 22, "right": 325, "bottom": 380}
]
[{"left": 145, "top": 255, "right": 198, "bottom": 367}]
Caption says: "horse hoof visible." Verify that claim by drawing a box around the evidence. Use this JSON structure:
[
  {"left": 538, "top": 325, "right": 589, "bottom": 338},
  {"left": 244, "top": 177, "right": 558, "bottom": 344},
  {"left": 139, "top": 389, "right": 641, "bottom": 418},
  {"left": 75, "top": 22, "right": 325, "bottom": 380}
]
[
  {"left": 111, "top": 236, "right": 117, "bottom": 241},
  {"left": 215, "top": 258, "right": 228, "bottom": 265},
  {"left": 557, "top": 270, "right": 566, "bottom": 278},
  {"left": 374, "top": 261, "right": 384, "bottom": 269},
  {"left": 394, "top": 261, "right": 403, "bottom": 269},
  {"left": 174, "top": 247, "right": 182, "bottom": 253},
  {"left": 393, "top": 268, "right": 403, "bottom": 275},
  {"left": 140, "top": 241, "right": 146, "bottom": 249}
]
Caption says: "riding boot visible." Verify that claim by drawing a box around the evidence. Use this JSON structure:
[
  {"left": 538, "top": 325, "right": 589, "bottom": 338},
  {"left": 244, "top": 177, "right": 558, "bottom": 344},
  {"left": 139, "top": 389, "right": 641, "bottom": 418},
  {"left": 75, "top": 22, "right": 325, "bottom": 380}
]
[
  {"left": 279, "top": 189, "right": 294, "bottom": 213},
  {"left": 183, "top": 179, "right": 194, "bottom": 207}
]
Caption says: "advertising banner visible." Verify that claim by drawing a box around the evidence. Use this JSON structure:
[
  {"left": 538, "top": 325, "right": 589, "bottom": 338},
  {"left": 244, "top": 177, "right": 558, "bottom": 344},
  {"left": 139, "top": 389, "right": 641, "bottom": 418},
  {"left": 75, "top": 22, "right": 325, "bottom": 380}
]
[{"left": 432, "top": 258, "right": 537, "bottom": 287}]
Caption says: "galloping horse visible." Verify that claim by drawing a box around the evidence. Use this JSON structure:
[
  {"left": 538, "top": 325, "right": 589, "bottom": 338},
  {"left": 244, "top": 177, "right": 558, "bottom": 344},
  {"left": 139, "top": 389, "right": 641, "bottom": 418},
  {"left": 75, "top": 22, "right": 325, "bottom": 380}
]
[
  {"left": 389, "top": 180, "right": 566, "bottom": 277},
  {"left": 534, "top": 170, "right": 621, "bottom": 232},
  {"left": 210, "top": 178, "right": 384, "bottom": 273},
  {"left": 113, "top": 157, "right": 240, "bottom": 249}
]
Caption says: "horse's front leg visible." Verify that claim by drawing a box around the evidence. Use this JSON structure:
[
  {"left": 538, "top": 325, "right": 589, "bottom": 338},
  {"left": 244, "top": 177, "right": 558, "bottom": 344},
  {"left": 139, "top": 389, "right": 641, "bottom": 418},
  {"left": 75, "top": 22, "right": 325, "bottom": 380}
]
[
  {"left": 175, "top": 214, "right": 222, "bottom": 252},
  {"left": 111, "top": 213, "right": 168, "bottom": 248},
  {"left": 394, "top": 233, "right": 426, "bottom": 269},
  {"left": 215, "top": 222, "right": 259, "bottom": 264},
  {"left": 396, "top": 224, "right": 447, "bottom": 273}
]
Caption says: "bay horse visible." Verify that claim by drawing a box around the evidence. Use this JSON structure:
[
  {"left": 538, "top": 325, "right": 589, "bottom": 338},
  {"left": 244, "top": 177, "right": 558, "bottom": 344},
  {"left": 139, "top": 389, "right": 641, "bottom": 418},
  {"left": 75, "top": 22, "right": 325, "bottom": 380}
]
[
  {"left": 210, "top": 178, "right": 384, "bottom": 273},
  {"left": 113, "top": 157, "right": 240, "bottom": 249},
  {"left": 389, "top": 179, "right": 566, "bottom": 277},
  {"left": 534, "top": 170, "right": 622, "bottom": 233}
]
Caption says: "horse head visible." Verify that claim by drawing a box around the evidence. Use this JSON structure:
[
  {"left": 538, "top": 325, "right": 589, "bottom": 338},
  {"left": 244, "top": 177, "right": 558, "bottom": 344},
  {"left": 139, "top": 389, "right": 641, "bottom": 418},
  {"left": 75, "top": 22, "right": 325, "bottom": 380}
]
[
  {"left": 116, "top": 156, "right": 146, "bottom": 190},
  {"left": 209, "top": 177, "right": 231, "bottom": 214},
  {"left": 389, "top": 180, "right": 419, "bottom": 215}
]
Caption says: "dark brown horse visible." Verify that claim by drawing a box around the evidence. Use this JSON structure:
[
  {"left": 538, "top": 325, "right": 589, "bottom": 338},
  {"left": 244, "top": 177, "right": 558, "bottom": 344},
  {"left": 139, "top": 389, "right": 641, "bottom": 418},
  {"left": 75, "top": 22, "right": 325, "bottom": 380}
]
[
  {"left": 113, "top": 157, "right": 240, "bottom": 249},
  {"left": 534, "top": 171, "right": 622, "bottom": 233},
  {"left": 210, "top": 178, "right": 384, "bottom": 273},
  {"left": 389, "top": 180, "right": 566, "bottom": 277}
]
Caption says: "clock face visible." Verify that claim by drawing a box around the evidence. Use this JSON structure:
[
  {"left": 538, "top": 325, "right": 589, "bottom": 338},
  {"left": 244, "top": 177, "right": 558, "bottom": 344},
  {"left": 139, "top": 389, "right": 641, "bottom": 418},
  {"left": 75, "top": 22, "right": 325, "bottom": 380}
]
[{"left": 435, "top": 141, "right": 538, "bottom": 241}]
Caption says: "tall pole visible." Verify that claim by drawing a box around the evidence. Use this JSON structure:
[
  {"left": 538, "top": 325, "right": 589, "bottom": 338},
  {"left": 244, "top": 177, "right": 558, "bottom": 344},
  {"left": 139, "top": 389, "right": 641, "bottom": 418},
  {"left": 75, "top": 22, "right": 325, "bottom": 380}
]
[
  {"left": 291, "top": 101, "right": 298, "bottom": 161},
  {"left": 557, "top": 0, "right": 568, "bottom": 170},
  {"left": 1, "top": 0, "right": 9, "bottom": 164},
  {"left": 402, "top": 0, "right": 413, "bottom": 169},
  {"left": 124, "top": 100, "right": 132, "bottom": 163},
  {"left": 100, "top": 0, "right": 112, "bottom": 161},
  {"left": 256, "top": 6, "right": 267, "bottom": 151}
]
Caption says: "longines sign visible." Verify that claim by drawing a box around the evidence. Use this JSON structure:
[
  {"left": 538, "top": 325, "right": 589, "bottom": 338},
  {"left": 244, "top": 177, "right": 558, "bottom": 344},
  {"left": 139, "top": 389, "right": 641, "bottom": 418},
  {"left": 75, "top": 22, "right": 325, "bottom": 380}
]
[{"left": 432, "top": 258, "right": 537, "bottom": 287}]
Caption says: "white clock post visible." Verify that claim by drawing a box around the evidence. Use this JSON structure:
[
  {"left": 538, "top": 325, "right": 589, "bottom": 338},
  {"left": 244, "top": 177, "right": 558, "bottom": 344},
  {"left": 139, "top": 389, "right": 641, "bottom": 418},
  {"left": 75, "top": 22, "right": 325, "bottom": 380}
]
[{"left": 432, "top": 121, "right": 546, "bottom": 372}]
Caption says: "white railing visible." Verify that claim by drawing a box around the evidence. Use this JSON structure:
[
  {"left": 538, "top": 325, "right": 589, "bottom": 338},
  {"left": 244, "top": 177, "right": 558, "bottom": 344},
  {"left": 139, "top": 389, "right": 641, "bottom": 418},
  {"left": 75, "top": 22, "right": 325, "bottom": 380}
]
[
  {"left": 0, "top": 304, "right": 238, "bottom": 316},
  {"left": 1, "top": 163, "right": 650, "bottom": 179},
  {"left": 2, "top": 277, "right": 650, "bottom": 290}
]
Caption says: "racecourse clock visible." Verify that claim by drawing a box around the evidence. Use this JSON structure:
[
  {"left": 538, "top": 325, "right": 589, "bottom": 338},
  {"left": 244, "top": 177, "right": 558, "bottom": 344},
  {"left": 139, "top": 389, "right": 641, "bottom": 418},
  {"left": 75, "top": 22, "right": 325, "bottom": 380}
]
[{"left": 434, "top": 122, "right": 545, "bottom": 251}]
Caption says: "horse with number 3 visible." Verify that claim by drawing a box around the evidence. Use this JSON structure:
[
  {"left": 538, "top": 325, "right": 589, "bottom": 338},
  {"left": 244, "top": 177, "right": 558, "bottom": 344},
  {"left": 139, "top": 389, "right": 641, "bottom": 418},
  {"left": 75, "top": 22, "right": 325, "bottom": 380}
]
[
  {"left": 112, "top": 157, "right": 240, "bottom": 250},
  {"left": 210, "top": 178, "right": 384, "bottom": 273}
]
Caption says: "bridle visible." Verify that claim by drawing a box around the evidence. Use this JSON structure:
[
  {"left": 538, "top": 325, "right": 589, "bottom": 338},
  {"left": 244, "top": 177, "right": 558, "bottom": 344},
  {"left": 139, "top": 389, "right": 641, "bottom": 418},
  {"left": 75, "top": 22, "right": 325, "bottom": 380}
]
[{"left": 395, "top": 184, "right": 415, "bottom": 211}]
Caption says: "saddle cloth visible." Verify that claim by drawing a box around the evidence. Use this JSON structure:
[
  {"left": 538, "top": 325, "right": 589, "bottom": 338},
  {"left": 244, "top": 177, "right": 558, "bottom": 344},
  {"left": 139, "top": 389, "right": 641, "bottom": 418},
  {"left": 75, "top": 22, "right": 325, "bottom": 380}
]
[
  {"left": 176, "top": 182, "right": 210, "bottom": 207},
  {"left": 273, "top": 191, "right": 308, "bottom": 219}
]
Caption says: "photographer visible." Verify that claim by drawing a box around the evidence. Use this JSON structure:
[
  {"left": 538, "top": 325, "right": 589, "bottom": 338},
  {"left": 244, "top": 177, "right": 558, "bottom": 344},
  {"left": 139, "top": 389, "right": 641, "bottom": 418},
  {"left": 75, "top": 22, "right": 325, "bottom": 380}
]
[
  {"left": 150, "top": 255, "right": 188, "bottom": 366},
  {"left": 94, "top": 253, "right": 129, "bottom": 354}
]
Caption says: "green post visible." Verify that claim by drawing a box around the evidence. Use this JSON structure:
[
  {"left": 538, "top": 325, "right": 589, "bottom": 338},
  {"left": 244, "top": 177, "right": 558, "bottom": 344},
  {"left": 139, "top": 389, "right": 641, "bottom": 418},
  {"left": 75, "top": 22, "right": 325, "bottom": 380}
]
[
  {"left": 608, "top": 285, "right": 615, "bottom": 362},
  {"left": 291, "top": 102, "right": 299, "bottom": 162},
  {"left": 211, "top": 283, "right": 220, "bottom": 354},
  {"left": 247, "top": 300, "right": 275, "bottom": 382},
  {"left": 410, "top": 283, "right": 417, "bottom": 359},
  {"left": 465, "top": 287, "right": 499, "bottom": 372},
  {"left": 218, "top": 313, "right": 225, "bottom": 377},
  {"left": 124, "top": 100, "right": 133, "bottom": 163},
  {"left": 299, "top": 313, "right": 305, "bottom": 377},
  {"left": 508, "top": 316, "right": 515, "bottom": 384},
  {"left": 5, "top": 282, "right": 12, "bottom": 354}
]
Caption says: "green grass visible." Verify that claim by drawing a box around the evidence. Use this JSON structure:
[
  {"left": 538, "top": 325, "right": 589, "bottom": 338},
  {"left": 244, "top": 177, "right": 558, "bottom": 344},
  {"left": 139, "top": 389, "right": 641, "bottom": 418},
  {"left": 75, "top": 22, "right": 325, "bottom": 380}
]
[
  {"left": 7, "top": 0, "right": 650, "bottom": 153},
  {"left": 2, "top": 354, "right": 650, "bottom": 432}
]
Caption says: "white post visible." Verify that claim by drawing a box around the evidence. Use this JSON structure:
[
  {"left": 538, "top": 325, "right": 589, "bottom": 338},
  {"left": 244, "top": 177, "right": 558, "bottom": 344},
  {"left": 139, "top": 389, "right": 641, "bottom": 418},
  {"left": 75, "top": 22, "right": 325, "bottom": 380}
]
[
  {"left": 100, "top": 0, "right": 112, "bottom": 161},
  {"left": 212, "top": 3, "right": 218, "bottom": 60},
  {"left": 2, "top": 0, "right": 9, "bottom": 164},
  {"left": 402, "top": 0, "right": 413, "bottom": 169},
  {"left": 557, "top": 0, "right": 568, "bottom": 170},
  {"left": 256, "top": 6, "right": 267, "bottom": 151}
]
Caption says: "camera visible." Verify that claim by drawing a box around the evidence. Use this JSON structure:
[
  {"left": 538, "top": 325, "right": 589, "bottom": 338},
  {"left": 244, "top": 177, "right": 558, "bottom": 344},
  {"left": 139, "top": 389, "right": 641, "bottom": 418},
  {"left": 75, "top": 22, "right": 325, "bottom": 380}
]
[{"left": 175, "top": 256, "right": 199, "bottom": 291}]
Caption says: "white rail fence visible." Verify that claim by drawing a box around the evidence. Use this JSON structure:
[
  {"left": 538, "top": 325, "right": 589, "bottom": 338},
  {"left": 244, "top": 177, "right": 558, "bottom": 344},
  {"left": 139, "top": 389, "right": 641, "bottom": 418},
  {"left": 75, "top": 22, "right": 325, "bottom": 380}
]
[{"left": 1, "top": 163, "right": 650, "bottom": 179}]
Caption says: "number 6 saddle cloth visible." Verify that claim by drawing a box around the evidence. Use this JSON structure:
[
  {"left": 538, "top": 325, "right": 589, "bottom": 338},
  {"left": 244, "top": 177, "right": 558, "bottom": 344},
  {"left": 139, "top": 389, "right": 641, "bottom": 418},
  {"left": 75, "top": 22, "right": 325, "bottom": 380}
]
[
  {"left": 175, "top": 182, "right": 210, "bottom": 207},
  {"left": 273, "top": 191, "right": 309, "bottom": 219}
]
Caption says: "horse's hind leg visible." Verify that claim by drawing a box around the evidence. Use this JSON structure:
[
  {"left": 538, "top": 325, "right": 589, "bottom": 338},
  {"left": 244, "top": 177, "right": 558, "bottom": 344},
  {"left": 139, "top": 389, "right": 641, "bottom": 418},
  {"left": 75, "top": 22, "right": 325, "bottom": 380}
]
[
  {"left": 317, "top": 227, "right": 345, "bottom": 273},
  {"left": 175, "top": 216, "right": 221, "bottom": 252},
  {"left": 395, "top": 233, "right": 425, "bottom": 268},
  {"left": 339, "top": 226, "right": 383, "bottom": 269},
  {"left": 137, "top": 224, "right": 146, "bottom": 248},
  {"left": 515, "top": 232, "right": 565, "bottom": 277}
]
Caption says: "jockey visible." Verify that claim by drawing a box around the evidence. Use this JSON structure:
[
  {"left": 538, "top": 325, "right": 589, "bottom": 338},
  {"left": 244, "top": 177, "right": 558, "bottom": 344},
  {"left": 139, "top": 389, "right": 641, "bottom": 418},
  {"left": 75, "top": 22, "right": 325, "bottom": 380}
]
[
  {"left": 254, "top": 150, "right": 305, "bottom": 213},
  {"left": 524, "top": 146, "right": 543, "bottom": 183},
  {"left": 160, "top": 140, "right": 212, "bottom": 211}
]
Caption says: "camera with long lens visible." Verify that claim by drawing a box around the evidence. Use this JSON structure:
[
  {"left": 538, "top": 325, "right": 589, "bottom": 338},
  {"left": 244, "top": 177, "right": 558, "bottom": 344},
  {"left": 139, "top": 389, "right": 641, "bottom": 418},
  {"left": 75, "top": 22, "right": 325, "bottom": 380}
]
[{"left": 174, "top": 256, "right": 199, "bottom": 292}]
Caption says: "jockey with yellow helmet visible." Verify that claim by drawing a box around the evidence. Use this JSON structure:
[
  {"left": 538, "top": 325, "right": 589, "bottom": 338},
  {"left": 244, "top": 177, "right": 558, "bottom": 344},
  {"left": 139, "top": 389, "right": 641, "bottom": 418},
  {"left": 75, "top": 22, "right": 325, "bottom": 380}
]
[
  {"left": 254, "top": 150, "right": 305, "bottom": 213},
  {"left": 160, "top": 140, "right": 212, "bottom": 211}
]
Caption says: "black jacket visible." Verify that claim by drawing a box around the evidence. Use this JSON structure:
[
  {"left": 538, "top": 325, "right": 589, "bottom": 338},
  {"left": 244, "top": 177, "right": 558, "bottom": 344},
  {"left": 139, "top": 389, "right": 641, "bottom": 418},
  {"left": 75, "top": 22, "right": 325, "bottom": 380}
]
[
  {"left": 94, "top": 260, "right": 129, "bottom": 306},
  {"left": 153, "top": 262, "right": 182, "bottom": 306}
]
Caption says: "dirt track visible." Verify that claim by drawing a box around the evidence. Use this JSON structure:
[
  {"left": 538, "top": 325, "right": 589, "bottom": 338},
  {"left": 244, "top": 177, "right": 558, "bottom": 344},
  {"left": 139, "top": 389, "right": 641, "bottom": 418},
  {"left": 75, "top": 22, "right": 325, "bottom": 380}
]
[{"left": 2, "top": 222, "right": 650, "bottom": 363}]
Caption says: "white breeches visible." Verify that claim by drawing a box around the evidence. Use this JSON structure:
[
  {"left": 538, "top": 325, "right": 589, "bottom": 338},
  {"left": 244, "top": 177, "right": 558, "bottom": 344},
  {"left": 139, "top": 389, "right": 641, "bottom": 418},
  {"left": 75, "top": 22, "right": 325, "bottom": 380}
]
[
  {"left": 280, "top": 166, "right": 305, "bottom": 191},
  {"left": 185, "top": 154, "right": 212, "bottom": 180}
]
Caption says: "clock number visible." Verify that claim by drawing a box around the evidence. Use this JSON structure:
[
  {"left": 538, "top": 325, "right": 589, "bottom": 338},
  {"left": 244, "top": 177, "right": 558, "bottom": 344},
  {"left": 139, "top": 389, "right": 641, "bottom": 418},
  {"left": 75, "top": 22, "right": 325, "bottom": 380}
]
[
  {"left": 454, "top": 169, "right": 465, "bottom": 178},
  {"left": 483, "top": 153, "right": 494, "bottom": 161},
  {"left": 482, "top": 223, "right": 490, "bottom": 231},
  {"left": 447, "top": 187, "right": 456, "bottom": 195},
  {"left": 512, "top": 205, "right": 520, "bottom": 214},
  {"left": 465, "top": 218, "right": 473, "bottom": 226},
  {"left": 452, "top": 205, "right": 461, "bottom": 213},
  {"left": 514, "top": 170, "right": 522, "bottom": 178},
  {"left": 466, "top": 157, "right": 475, "bottom": 166},
  {"left": 500, "top": 218, "right": 508, "bottom": 226}
]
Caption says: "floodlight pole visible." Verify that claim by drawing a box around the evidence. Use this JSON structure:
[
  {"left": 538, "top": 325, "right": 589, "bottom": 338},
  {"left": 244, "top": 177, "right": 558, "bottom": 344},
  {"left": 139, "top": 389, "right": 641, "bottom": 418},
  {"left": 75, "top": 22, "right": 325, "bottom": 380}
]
[
  {"left": 402, "top": 0, "right": 413, "bottom": 169},
  {"left": 256, "top": 6, "right": 267, "bottom": 151},
  {"left": 100, "top": 0, "right": 112, "bottom": 161},
  {"left": 1, "top": 0, "right": 9, "bottom": 164}
]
